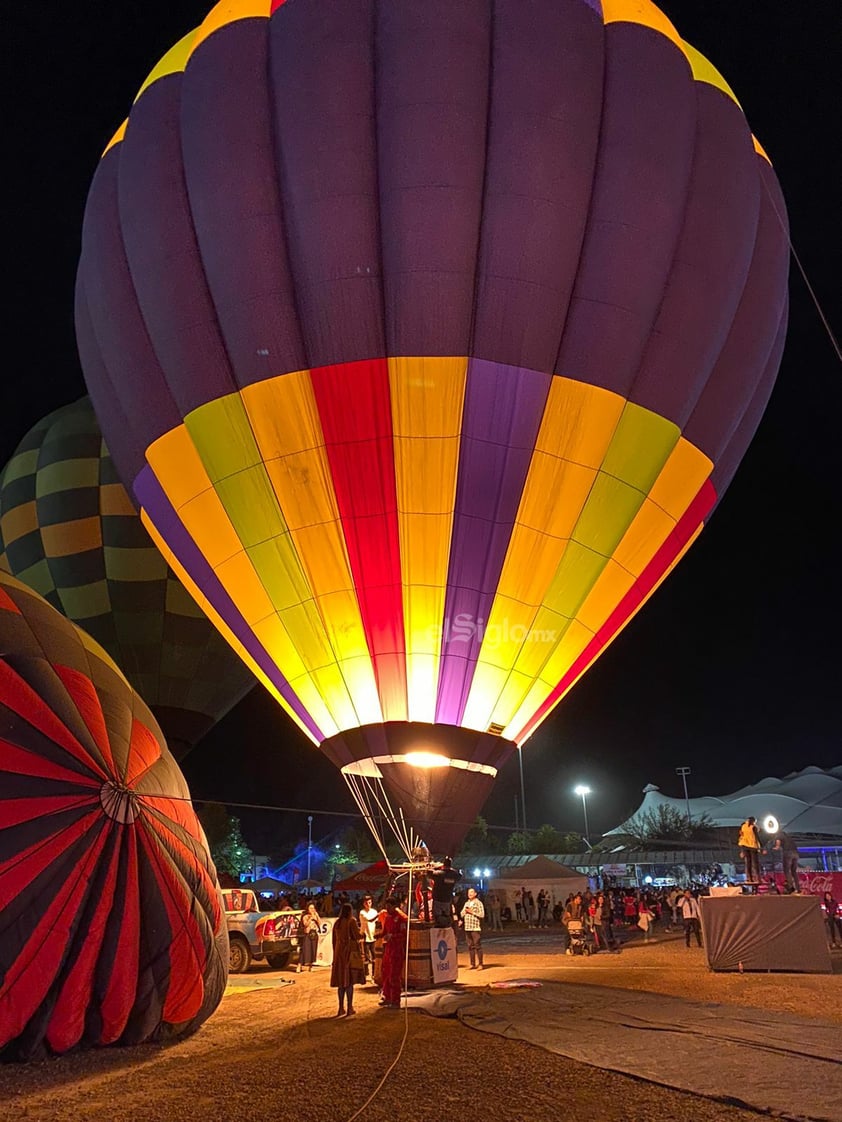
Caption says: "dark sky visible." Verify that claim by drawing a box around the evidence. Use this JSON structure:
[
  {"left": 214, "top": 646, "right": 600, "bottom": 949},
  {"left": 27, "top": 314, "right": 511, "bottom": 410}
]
[{"left": 7, "top": 2, "right": 839, "bottom": 855}]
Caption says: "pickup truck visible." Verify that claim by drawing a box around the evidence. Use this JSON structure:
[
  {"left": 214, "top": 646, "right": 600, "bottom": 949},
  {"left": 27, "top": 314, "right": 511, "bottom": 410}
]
[{"left": 222, "top": 888, "right": 303, "bottom": 973}]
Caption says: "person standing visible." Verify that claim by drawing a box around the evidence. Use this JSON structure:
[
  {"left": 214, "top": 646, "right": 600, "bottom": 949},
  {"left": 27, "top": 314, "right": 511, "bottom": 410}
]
[
  {"left": 772, "top": 831, "right": 800, "bottom": 893},
  {"left": 637, "top": 900, "right": 655, "bottom": 942},
  {"left": 666, "top": 887, "right": 681, "bottom": 931},
  {"left": 460, "top": 888, "right": 486, "bottom": 970},
  {"left": 537, "top": 888, "right": 550, "bottom": 928},
  {"left": 561, "top": 892, "right": 583, "bottom": 954},
  {"left": 738, "top": 816, "right": 763, "bottom": 884},
  {"left": 514, "top": 887, "right": 523, "bottom": 923},
  {"left": 486, "top": 888, "right": 503, "bottom": 932},
  {"left": 680, "top": 890, "right": 702, "bottom": 947},
  {"left": 823, "top": 893, "right": 841, "bottom": 947},
  {"left": 379, "top": 897, "right": 408, "bottom": 1008},
  {"left": 330, "top": 903, "right": 366, "bottom": 1016},
  {"left": 431, "top": 857, "right": 460, "bottom": 927},
  {"left": 591, "top": 892, "right": 607, "bottom": 951},
  {"left": 296, "top": 901, "right": 321, "bottom": 972},
  {"left": 358, "top": 894, "right": 378, "bottom": 980}
]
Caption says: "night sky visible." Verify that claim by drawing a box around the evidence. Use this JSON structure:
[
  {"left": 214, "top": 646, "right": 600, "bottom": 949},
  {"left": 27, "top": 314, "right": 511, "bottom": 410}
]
[{"left": 7, "top": 2, "right": 839, "bottom": 856}]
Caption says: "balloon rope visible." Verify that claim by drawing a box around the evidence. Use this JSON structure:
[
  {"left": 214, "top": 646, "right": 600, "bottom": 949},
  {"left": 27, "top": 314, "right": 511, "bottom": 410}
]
[
  {"left": 764, "top": 176, "right": 841, "bottom": 363},
  {"left": 341, "top": 869, "right": 414, "bottom": 1122},
  {"left": 341, "top": 772, "right": 416, "bottom": 862},
  {"left": 341, "top": 772, "right": 394, "bottom": 863}
]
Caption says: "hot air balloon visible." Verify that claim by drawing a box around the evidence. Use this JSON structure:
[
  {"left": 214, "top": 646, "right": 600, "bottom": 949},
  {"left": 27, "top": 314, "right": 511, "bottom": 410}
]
[
  {"left": 75, "top": 0, "right": 789, "bottom": 857},
  {"left": 0, "top": 397, "right": 255, "bottom": 761},
  {"left": 0, "top": 569, "right": 227, "bottom": 1060}
]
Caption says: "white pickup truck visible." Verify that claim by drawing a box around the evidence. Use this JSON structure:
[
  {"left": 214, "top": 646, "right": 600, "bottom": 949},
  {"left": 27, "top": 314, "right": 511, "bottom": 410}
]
[{"left": 222, "top": 888, "right": 303, "bottom": 973}]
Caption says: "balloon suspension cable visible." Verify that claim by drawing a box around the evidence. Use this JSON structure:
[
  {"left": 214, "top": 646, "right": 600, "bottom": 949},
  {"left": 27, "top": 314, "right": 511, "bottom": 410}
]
[
  {"left": 763, "top": 175, "right": 841, "bottom": 365},
  {"left": 342, "top": 771, "right": 418, "bottom": 865}
]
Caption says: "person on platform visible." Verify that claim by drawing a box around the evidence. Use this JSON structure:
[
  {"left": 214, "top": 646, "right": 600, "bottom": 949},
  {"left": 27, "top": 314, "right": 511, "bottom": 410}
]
[
  {"left": 330, "top": 903, "right": 366, "bottom": 1016},
  {"left": 358, "top": 894, "right": 378, "bottom": 980},
  {"left": 738, "top": 816, "right": 763, "bottom": 884},
  {"left": 414, "top": 874, "right": 435, "bottom": 922},
  {"left": 772, "top": 830, "right": 800, "bottom": 894},
  {"left": 431, "top": 856, "right": 460, "bottom": 927},
  {"left": 378, "top": 897, "right": 408, "bottom": 1008},
  {"left": 460, "top": 887, "right": 485, "bottom": 969},
  {"left": 680, "top": 889, "right": 702, "bottom": 947}
]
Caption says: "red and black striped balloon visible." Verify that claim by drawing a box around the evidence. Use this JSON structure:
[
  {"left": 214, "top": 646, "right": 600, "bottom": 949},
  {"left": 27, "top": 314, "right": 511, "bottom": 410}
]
[{"left": 0, "top": 571, "right": 227, "bottom": 1060}]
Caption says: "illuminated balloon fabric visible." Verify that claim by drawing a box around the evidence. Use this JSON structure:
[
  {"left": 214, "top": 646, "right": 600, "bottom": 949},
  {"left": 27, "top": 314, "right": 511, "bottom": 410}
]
[
  {"left": 75, "top": 0, "right": 789, "bottom": 854},
  {"left": 0, "top": 397, "right": 255, "bottom": 761},
  {"left": 0, "top": 571, "right": 227, "bottom": 1060}
]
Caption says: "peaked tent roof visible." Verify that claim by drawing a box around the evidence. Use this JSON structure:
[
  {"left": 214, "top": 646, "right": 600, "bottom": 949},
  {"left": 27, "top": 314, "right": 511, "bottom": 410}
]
[
  {"left": 492, "top": 855, "right": 585, "bottom": 880},
  {"left": 247, "top": 876, "right": 294, "bottom": 893},
  {"left": 605, "top": 765, "right": 842, "bottom": 839}
]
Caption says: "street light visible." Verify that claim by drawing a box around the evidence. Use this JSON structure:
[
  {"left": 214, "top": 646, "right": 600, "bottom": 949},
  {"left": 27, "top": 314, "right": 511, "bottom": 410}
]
[
  {"left": 307, "top": 815, "right": 313, "bottom": 882},
  {"left": 676, "top": 767, "right": 691, "bottom": 824},
  {"left": 574, "top": 784, "right": 591, "bottom": 848}
]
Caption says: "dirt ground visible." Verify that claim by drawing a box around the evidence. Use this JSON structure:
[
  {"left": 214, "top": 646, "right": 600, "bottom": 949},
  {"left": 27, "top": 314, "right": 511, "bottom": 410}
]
[{"left": 1, "top": 926, "right": 839, "bottom": 1122}]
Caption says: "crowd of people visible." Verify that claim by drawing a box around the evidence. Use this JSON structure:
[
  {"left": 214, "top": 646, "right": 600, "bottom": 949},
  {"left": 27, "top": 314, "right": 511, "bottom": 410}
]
[
  {"left": 252, "top": 869, "right": 841, "bottom": 1002},
  {"left": 253, "top": 872, "right": 841, "bottom": 1013}
]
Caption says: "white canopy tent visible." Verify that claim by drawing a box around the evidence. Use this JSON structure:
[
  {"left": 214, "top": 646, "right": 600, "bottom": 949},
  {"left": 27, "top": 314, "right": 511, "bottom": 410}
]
[{"left": 488, "top": 855, "right": 588, "bottom": 916}]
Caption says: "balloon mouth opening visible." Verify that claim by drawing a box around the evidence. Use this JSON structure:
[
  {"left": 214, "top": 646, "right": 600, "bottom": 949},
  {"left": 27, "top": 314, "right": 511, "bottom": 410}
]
[
  {"left": 341, "top": 755, "right": 498, "bottom": 779},
  {"left": 100, "top": 780, "right": 140, "bottom": 823}
]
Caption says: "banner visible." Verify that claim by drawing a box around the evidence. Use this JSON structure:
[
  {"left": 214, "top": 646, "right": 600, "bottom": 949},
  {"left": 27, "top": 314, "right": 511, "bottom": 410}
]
[
  {"left": 429, "top": 927, "right": 458, "bottom": 983},
  {"left": 316, "top": 917, "right": 336, "bottom": 967},
  {"left": 771, "top": 870, "right": 842, "bottom": 898}
]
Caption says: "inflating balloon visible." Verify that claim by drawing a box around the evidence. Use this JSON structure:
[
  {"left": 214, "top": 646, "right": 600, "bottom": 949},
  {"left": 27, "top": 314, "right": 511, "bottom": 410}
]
[
  {"left": 0, "top": 398, "right": 255, "bottom": 760},
  {"left": 76, "top": 0, "right": 789, "bottom": 855},
  {"left": 0, "top": 570, "right": 227, "bottom": 1060}
]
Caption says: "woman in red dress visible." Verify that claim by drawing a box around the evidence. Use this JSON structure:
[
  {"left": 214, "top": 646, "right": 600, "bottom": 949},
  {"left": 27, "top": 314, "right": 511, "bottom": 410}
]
[{"left": 379, "top": 897, "right": 409, "bottom": 1008}]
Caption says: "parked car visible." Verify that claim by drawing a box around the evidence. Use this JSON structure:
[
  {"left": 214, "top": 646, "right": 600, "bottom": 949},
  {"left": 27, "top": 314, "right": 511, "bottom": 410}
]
[{"left": 222, "top": 887, "right": 302, "bottom": 973}]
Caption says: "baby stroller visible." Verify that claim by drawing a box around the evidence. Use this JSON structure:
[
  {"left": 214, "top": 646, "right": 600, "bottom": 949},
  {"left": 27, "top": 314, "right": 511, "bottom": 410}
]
[{"left": 565, "top": 919, "right": 591, "bottom": 956}]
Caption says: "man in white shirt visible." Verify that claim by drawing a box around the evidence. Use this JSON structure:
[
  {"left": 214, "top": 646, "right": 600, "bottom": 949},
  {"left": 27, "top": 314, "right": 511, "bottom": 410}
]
[
  {"left": 680, "top": 889, "right": 702, "bottom": 947},
  {"left": 358, "top": 895, "right": 378, "bottom": 979}
]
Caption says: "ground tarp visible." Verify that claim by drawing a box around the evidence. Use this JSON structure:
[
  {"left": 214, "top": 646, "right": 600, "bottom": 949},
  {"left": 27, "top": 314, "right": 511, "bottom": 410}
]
[{"left": 406, "top": 982, "right": 842, "bottom": 1122}]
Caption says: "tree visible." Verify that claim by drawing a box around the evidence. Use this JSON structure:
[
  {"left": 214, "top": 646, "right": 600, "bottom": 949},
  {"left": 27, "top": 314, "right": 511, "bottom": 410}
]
[
  {"left": 507, "top": 830, "right": 531, "bottom": 855},
  {"left": 460, "top": 816, "right": 504, "bottom": 857},
  {"left": 624, "top": 805, "right": 716, "bottom": 845},
  {"left": 531, "top": 823, "right": 571, "bottom": 854},
  {"left": 197, "top": 802, "right": 255, "bottom": 879}
]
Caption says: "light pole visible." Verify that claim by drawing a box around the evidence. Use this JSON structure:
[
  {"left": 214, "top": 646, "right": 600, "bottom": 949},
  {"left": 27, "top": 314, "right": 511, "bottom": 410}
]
[
  {"left": 307, "top": 815, "right": 313, "bottom": 882},
  {"left": 517, "top": 745, "right": 527, "bottom": 837},
  {"left": 574, "top": 785, "right": 591, "bottom": 848},
  {"left": 676, "top": 767, "right": 691, "bottom": 824}
]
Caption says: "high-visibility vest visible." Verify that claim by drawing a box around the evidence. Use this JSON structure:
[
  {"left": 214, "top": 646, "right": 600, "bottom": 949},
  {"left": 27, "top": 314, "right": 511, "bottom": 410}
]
[{"left": 738, "top": 822, "right": 760, "bottom": 850}]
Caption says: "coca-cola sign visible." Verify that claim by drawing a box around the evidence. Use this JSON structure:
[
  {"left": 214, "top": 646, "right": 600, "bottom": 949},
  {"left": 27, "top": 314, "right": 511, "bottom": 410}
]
[{"left": 772, "top": 870, "right": 842, "bottom": 898}]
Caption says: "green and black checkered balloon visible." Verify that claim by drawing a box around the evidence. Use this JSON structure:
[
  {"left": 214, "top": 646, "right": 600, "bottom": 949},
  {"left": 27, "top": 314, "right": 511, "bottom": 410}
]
[{"left": 0, "top": 397, "right": 254, "bottom": 759}]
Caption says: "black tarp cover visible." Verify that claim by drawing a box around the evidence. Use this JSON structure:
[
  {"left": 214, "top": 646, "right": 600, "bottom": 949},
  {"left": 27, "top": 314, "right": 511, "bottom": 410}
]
[{"left": 700, "top": 895, "right": 832, "bottom": 973}]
